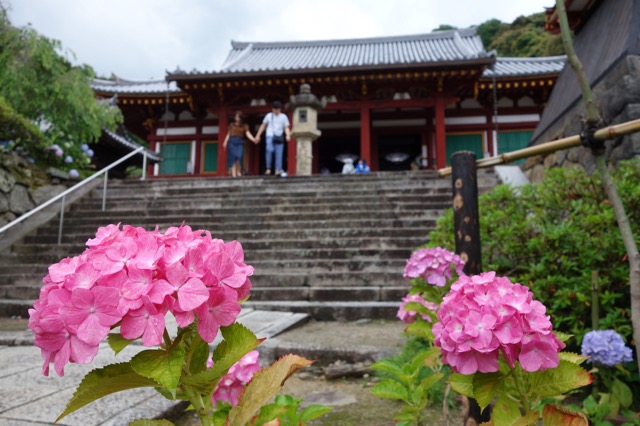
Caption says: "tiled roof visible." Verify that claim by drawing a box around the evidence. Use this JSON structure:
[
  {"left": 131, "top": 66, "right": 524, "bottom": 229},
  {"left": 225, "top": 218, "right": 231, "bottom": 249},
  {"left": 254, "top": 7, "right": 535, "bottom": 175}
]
[
  {"left": 91, "top": 78, "right": 180, "bottom": 95},
  {"left": 188, "top": 29, "right": 492, "bottom": 75},
  {"left": 102, "top": 129, "right": 160, "bottom": 162},
  {"left": 482, "top": 56, "right": 567, "bottom": 78}
]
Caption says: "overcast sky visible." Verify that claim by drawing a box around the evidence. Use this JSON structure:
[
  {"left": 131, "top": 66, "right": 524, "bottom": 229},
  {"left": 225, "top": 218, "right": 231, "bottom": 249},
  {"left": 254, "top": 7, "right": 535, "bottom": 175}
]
[{"left": 6, "top": 0, "right": 554, "bottom": 81}]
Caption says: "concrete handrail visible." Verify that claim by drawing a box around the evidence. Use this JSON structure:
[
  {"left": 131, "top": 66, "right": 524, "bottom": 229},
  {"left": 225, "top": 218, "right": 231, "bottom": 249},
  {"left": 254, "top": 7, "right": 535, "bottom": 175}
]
[{"left": 0, "top": 147, "right": 148, "bottom": 243}]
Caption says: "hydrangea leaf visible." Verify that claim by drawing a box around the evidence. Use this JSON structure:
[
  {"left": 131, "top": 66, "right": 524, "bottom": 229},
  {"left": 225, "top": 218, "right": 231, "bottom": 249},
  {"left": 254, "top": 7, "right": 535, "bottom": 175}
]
[
  {"left": 252, "top": 403, "right": 289, "bottom": 425},
  {"left": 56, "top": 363, "right": 159, "bottom": 422},
  {"left": 529, "top": 360, "right": 592, "bottom": 398},
  {"left": 107, "top": 332, "right": 134, "bottom": 355},
  {"left": 370, "top": 358, "right": 407, "bottom": 382},
  {"left": 403, "top": 301, "right": 434, "bottom": 317},
  {"left": 191, "top": 322, "right": 261, "bottom": 390},
  {"left": 492, "top": 395, "right": 527, "bottom": 425},
  {"left": 558, "top": 352, "right": 589, "bottom": 365},
  {"left": 405, "top": 320, "right": 434, "bottom": 340},
  {"left": 370, "top": 379, "right": 410, "bottom": 403},
  {"left": 541, "top": 403, "right": 589, "bottom": 425},
  {"left": 512, "top": 411, "right": 540, "bottom": 426},
  {"left": 299, "top": 405, "right": 334, "bottom": 422},
  {"left": 473, "top": 372, "right": 503, "bottom": 410},
  {"left": 612, "top": 378, "right": 633, "bottom": 409},
  {"left": 129, "top": 420, "right": 174, "bottom": 426},
  {"left": 449, "top": 373, "right": 475, "bottom": 398},
  {"left": 131, "top": 346, "right": 185, "bottom": 398},
  {"left": 228, "top": 354, "right": 314, "bottom": 426}
]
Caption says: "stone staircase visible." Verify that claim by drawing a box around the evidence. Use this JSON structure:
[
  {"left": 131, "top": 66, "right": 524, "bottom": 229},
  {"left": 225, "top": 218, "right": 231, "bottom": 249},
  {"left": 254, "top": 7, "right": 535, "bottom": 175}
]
[{"left": 0, "top": 170, "right": 499, "bottom": 320}]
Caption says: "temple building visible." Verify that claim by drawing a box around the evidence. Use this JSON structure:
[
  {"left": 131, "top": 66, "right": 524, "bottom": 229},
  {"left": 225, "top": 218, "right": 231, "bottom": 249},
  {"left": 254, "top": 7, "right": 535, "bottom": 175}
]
[{"left": 91, "top": 28, "right": 566, "bottom": 177}]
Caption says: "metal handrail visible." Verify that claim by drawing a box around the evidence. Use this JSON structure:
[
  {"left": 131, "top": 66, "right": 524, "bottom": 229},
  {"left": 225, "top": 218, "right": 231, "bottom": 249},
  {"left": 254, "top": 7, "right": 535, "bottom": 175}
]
[{"left": 0, "top": 147, "right": 148, "bottom": 244}]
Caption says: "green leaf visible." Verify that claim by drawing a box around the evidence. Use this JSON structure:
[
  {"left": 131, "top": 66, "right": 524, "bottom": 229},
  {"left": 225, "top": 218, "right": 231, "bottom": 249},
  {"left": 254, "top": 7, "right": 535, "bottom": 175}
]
[
  {"left": 612, "top": 378, "right": 633, "bottom": 409},
  {"left": 404, "top": 301, "right": 435, "bottom": 317},
  {"left": 107, "top": 332, "right": 134, "bottom": 355},
  {"left": 449, "top": 373, "right": 475, "bottom": 398},
  {"left": 558, "top": 351, "right": 589, "bottom": 365},
  {"left": 252, "top": 403, "right": 289, "bottom": 425},
  {"left": 405, "top": 320, "right": 434, "bottom": 340},
  {"left": 371, "top": 358, "right": 405, "bottom": 377},
  {"left": 529, "top": 360, "right": 592, "bottom": 398},
  {"left": 131, "top": 346, "right": 185, "bottom": 398},
  {"left": 191, "top": 322, "right": 261, "bottom": 391},
  {"left": 56, "top": 363, "right": 159, "bottom": 422},
  {"left": 370, "top": 379, "right": 410, "bottom": 403},
  {"left": 299, "top": 404, "right": 333, "bottom": 422},
  {"left": 129, "top": 420, "right": 174, "bottom": 426},
  {"left": 513, "top": 411, "right": 540, "bottom": 426},
  {"left": 492, "top": 395, "right": 527, "bottom": 425},
  {"left": 473, "top": 372, "right": 503, "bottom": 410}
]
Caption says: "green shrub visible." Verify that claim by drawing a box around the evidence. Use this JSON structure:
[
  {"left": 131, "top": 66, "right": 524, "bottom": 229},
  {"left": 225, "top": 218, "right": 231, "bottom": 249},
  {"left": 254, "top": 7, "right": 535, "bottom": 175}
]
[{"left": 428, "top": 159, "right": 640, "bottom": 349}]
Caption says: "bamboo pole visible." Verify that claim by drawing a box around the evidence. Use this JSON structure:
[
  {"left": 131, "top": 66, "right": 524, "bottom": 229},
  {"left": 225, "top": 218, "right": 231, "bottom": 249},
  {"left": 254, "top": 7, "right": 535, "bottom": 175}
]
[{"left": 437, "top": 118, "right": 640, "bottom": 177}]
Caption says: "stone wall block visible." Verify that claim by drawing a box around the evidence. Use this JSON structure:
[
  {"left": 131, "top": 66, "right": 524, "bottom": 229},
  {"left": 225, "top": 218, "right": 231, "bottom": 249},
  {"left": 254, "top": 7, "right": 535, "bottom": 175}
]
[
  {"left": 0, "top": 168, "right": 16, "bottom": 193},
  {"left": 543, "top": 152, "right": 557, "bottom": 168},
  {"left": 9, "top": 184, "right": 35, "bottom": 215},
  {"left": 32, "top": 184, "right": 67, "bottom": 206},
  {"left": 567, "top": 147, "right": 581, "bottom": 163},
  {"left": 0, "top": 192, "right": 8, "bottom": 214},
  {"left": 530, "top": 164, "right": 546, "bottom": 183}
]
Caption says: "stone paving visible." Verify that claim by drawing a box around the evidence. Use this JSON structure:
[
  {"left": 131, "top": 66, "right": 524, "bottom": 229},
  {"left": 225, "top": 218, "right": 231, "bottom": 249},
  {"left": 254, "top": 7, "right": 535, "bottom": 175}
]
[{"left": 0, "top": 309, "right": 307, "bottom": 426}]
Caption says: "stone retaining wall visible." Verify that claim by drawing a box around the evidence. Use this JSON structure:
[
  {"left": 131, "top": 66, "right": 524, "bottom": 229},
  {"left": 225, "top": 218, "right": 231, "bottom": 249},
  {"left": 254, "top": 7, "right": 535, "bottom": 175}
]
[
  {"left": 524, "top": 55, "right": 640, "bottom": 182},
  {"left": 0, "top": 154, "right": 68, "bottom": 227}
]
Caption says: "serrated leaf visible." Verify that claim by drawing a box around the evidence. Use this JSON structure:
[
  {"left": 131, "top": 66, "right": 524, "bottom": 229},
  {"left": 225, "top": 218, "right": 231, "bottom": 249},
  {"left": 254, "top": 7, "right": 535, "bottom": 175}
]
[
  {"left": 299, "top": 404, "right": 333, "bottom": 422},
  {"left": 131, "top": 346, "right": 185, "bottom": 398},
  {"left": 371, "top": 358, "right": 404, "bottom": 378},
  {"left": 129, "top": 420, "right": 174, "bottom": 426},
  {"left": 558, "top": 352, "right": 589, "bottom": 365},
  {"left": 370, "top": 379, "right": 410, "bottom": 403},
  {"left": 56, "top": 363, "right": 159, "bottom": 422},
  {"left": 405, "top": 320, "right": 434, "bottom": 340},
  {"left": 473, "top": 372, "right": 503, "bottom": 410},
  {"left": 191, "top": 322, "right": 261, "bottom": 391},
  {"left": 449, "top": 373, "right": 475, "bottom": 398},
  {"left": 492, "top": 395, "right": 525, "bottom": 425},
  {"left": 529, "top": 360, "right": 592, "bottom": 398},
  {"left": 419, "top": 372, "right": 444, "bottom": 394},
  {"left": 228, "top": 354, "right": 313, "bottom": 426},
  {"left": 512, "top": 411, "right": 540, "bottom": 426},
  {"left": 404, "top": 301, "right": 435, "bottom": 317},
  {"left": 107, "top": 332, "right": 134, "bottom": 355},
  {"left": 612, "top": 378, "right": 633, "bottom": 409},
  {"left": 252, "top": 403, "right": 289, "bottom": 426},
  {"left": 541, "top": 403, "right": 589, "bottom": 425}
]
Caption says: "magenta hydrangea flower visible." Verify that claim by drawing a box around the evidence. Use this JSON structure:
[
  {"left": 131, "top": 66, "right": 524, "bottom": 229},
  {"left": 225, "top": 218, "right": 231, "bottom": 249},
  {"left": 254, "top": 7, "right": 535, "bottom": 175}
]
[
  {"left": 432, "top": 272, "right": 565, "bottom": 374},
  {"left": 403, "top": 247, "right": 465, "bottom": 286},
  {"left": 210, "top": 350, "right": 261, "bottom": 407},
  {"left": 397, "top": 293, "right": 438, "bottom": 324},
  {"left": 29, "top": 223, "right": 254, "bottom": 376}
]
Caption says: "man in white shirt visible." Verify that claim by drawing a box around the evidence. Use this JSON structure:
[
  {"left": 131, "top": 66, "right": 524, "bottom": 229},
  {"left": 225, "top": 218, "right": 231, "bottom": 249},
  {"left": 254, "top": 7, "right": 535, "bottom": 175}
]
[{"left": 255, "top": 101, "right": 291, "bottom": 176}]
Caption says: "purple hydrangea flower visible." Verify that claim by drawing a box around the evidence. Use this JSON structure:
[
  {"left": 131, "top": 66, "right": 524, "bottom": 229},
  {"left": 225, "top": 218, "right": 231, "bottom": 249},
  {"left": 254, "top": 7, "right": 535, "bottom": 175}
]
[
  {"left": 80, "top": 144, "right": 90, "bottom": 151},
  {"left": 64, "top": 155, "right": 73, "bottom": 164},
  {"left": 86, "top": 149, "right": 94, "bottom": 158},
  {"left": 581, "top": 330, "right": 633, "bottom": 366},
  {"left": 69, "top": 169, "right": 79, "bottom": 178}
]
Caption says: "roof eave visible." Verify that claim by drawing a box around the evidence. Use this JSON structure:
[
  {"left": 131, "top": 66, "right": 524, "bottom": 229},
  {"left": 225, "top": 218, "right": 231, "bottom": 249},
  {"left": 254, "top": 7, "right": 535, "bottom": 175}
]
[{"left": 166, "top": 57, "right": 497, "bottom": 82}]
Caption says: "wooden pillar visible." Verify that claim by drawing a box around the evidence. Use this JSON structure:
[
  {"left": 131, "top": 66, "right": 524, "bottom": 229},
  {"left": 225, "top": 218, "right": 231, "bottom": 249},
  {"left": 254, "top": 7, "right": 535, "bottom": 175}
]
[
  {"left": 435, "top": 95, "right": 446, "bottom": 169},
  {"left": 360, "top": 103, "right": 371, "bottom": 163},
  {"left": 287, "top": 112, "right": 296, "bottom": 175},
  {"left": 486, "top": 111, "right": 495, "bottom": 156},
  {"left": 217, "top": 107, "right": 228, "bottom": 177},
  {"left": 451, "top": 151, "right": 491, "bottom": 424}
]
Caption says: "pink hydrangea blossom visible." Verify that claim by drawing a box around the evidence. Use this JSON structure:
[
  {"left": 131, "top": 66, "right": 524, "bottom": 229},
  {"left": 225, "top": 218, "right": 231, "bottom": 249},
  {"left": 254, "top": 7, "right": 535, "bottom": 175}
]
[
  {"left": 210, "top": 350, "right": 261, "bottom": 407},
  {"left": 396, "top": 294, "right": 438, "bottom": 324},
  {"left": 432, "top": 272, "right": 565, "bottom": 374},
  {"left": 29, "top": 223, "right": 254, "bottom": 376},
  {"left": 403, "top": 247, "right": 465, "bottom": 286}
]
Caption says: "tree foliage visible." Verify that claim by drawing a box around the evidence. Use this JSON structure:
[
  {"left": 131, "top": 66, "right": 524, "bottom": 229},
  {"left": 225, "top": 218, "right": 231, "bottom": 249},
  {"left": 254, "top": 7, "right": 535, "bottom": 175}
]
[
  {"left": 0, "top": 3, "right": 121, "bottom": 171},
  {"left": 478, "top": 13, "right": 564, "bottom": 57}
]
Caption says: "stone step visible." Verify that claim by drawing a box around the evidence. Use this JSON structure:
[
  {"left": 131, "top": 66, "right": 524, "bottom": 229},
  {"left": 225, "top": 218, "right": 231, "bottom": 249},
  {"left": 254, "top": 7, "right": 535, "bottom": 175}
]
[
  {"left": 24, "top": 226, "right": 430, "bottom": 245},
  {"left": 250, "top": 286, "right": 406, "bottom": 302},
  {"left": 242, "top": 300, "right": 400, "bottom": 321},
  {"left": 33, "top": 217, "right": 438, "bottom": 236}
]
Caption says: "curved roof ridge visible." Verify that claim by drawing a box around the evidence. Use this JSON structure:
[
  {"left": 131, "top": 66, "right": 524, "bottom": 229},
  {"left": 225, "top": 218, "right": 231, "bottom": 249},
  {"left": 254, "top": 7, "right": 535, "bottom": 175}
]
[
  {"left": 230, "top": 29, "right": 479, "bottom": 50},
  {"left": 221, "top": 42, "right": 254, "bottom": 70}
]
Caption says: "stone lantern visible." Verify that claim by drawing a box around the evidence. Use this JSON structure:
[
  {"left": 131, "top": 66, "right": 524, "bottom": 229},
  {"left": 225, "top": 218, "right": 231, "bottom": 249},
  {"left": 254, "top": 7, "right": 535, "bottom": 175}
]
[{"left": 289, "top": 84, "right": 324, "bottom": 176}]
